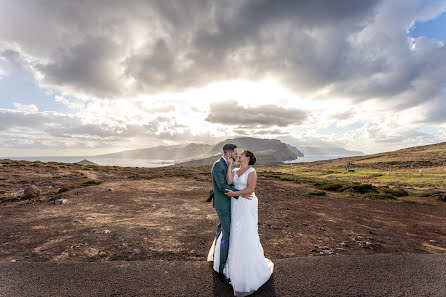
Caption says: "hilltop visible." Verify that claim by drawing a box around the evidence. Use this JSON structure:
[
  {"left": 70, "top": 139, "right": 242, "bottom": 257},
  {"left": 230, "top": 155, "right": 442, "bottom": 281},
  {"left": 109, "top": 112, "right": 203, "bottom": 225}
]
[
  {"left": 95, "top": 143, "right": 214, "bottom": 160},
  {"left": 270, "top": 141, "right": 446, "bottom": 195},
  {"left": 97, "top": 137, "right": 304, "bottom": 165},
  {"left": 292, "top": 141, "right": 446, "bottom": 170}
]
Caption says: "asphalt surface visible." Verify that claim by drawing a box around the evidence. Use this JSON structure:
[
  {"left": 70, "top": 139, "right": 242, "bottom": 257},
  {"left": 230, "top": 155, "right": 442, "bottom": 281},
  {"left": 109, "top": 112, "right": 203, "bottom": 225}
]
[{"left": 1, "top": 254, "right": 446, "bottom": 297}]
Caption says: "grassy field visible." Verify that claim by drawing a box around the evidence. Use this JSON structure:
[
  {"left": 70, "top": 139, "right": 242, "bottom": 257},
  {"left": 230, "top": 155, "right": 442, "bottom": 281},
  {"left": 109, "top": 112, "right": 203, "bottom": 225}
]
[
  {"left": 255, "top": 161, "right": 445, "bottom": 203},
  {"left": 256, "top": 141, "right": 446, "bottom": 194},
  {"left": 267, "top": 166, "right": 446, "bottom": 190}
]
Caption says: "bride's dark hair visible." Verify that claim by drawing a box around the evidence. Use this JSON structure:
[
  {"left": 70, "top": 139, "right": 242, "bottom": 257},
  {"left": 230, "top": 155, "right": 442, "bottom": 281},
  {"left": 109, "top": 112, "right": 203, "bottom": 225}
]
[{"left": 243, "top": 150, "right": 256, "bottom": 165}]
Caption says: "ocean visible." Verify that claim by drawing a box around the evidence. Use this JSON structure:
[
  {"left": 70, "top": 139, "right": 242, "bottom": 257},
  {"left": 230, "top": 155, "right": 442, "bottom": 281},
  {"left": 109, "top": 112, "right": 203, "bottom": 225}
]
[
  {"left": 0, "top": 156, "right": 175, "bottom": 168},
  {"left": 1, "top": 155, "right": 353, "bottom": 167}
]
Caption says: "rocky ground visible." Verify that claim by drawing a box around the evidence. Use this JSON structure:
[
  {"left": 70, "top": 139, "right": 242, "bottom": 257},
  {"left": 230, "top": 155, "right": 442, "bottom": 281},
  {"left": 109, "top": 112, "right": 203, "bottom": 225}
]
[{"left": 1, "top": 159, "right": 446, "bottom": 262}]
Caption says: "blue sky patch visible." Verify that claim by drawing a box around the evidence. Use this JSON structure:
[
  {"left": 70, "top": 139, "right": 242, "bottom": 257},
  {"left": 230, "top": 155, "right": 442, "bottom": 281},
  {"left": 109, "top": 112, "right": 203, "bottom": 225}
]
[
  {"left": 0, "top": 70, "right": 69, "bottom": 113},
  {"left": 409, "top": 10, "right": 446, "bottom": 41}
]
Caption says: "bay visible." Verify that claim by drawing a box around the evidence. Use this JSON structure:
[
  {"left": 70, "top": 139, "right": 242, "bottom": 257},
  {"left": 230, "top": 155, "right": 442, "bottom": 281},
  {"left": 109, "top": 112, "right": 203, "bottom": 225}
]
[{"left": 0, "top": 156, "right": 175, "bottom": 168}]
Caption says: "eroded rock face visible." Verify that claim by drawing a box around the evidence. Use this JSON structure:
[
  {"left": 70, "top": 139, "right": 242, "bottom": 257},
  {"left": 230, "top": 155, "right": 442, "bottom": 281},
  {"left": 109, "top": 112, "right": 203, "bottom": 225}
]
[{"left": 22, "top": 185, "right": 41, "bottom": 199}]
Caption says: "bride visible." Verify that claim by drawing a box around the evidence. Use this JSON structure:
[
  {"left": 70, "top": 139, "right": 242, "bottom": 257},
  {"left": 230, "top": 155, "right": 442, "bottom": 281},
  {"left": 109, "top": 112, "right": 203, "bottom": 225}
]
[{"left": 207, "top": 150, "right": 274, "bottom": 296}]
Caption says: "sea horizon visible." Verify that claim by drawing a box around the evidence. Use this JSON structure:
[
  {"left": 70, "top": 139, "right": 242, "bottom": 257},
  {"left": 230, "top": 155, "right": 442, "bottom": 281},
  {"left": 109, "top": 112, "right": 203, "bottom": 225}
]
[
  {"left": 0, "top": 156, "right": 176, "bottom": 168},
  {"left": 0, "top": 154, "right": 359, "bottom": 167}
]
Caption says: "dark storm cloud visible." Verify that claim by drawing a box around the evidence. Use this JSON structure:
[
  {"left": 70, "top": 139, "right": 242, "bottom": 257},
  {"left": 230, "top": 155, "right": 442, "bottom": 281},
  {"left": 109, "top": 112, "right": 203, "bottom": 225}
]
[
  {"left": 35, "top": 37, "right": 123, "bottom": 97},
  {"left": 0, "top": 109, "right": 122, "bottom": 137},
  {"left": 205, "top": 101, "right": 307, "bottom": 127},
  {"left": 124, "top": 0, "right": 380, "bottom": 93},
  {"left": 1, "top": 0, "right": 445, "bottom": 114},
  {"left": 0, "top": 0, "right": 379, "bottom": 95},
  {"left": 0, "top": 108, "right": 218, "bottom": 146},
  {"left": 0, "top": 109, "right": 173, "bottom": 139},
  {"left": 1, "top": 49, "right": 24, "bottom": 69},
  {"left": 421, "top": 97, "right": 446, "bottom": 124}
]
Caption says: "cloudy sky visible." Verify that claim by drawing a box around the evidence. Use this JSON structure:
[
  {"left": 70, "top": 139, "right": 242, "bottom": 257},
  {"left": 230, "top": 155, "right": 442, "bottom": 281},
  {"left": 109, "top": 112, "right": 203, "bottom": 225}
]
[{"left": 0, "top": 0, "right": 445, "bottom": 156}]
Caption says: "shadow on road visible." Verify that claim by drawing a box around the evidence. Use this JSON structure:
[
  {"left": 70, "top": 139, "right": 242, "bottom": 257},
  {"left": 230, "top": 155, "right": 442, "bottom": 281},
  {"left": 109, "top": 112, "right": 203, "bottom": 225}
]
[{"left": 210, "top": 263, "right": 276, "bottom": 297}]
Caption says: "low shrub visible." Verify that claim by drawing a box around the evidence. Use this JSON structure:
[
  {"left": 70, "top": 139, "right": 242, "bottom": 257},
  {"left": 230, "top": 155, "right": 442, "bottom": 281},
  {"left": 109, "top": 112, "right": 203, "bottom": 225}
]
[
  {"left": 362, "top": 193, "right": 397, "bottom": 201},
  {"left": 319, "top": 182, "right": 346, "bottom": 191},
  {"left": 305, "top": 190, "right": 327, "bottom": 196},
  {"left": 58, "top": 179, "right": 102, "bottom": 193},
  {"left": 379, "top": 187, "right": 408, "bottom": 197},
  {"left": 351, "top": 184, "right": 378, "bottom": 194},
  {"left": 279, "top": 175, "right": 295, "bottom": 181},
  {"left": 82, "top": 180, "right": 102, "bottom": 186},
  {"left": 412, "top": 191, "right": 436, "bottom": 197}
]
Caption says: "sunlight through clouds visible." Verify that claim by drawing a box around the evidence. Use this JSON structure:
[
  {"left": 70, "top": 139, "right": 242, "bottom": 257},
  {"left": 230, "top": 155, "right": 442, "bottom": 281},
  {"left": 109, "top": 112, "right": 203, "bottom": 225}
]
[{"left": 0, "top": 0, "right": 445, "bottom": 156}]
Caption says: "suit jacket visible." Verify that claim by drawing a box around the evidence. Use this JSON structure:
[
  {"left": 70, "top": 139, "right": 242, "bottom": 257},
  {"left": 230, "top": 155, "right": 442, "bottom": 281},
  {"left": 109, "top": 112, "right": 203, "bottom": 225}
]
[{"left": 211, "top": 157, "right": 239, "bottom": 211}]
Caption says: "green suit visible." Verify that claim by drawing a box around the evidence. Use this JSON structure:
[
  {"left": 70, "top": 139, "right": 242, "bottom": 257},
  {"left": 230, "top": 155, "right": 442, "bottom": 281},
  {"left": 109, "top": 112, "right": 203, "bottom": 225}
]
[{"left": 211, "top": 157, "right": 238, "bottom": 274}]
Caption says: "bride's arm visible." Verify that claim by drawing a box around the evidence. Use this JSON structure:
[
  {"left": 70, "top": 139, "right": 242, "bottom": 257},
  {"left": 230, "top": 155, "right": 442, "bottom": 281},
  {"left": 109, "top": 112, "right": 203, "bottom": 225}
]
[
  {"left": 226, "top": 160, "right": 234, "bottom": 185},
  {"left": 225, "top": 172, "right": 256, "bottom": 198}
]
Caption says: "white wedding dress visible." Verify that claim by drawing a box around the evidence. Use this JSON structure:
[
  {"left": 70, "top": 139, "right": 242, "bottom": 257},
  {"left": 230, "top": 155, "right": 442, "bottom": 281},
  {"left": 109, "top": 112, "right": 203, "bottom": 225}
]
[{"left": 207, "top": 167, "right": 274, "bottom": 296}]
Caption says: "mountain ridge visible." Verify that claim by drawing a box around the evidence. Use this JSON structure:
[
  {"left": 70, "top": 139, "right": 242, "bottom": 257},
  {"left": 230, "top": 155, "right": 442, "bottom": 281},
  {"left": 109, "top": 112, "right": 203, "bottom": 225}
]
[
  {"left": 95, "top": 137, "right": 368, "bottom": 165},
  {"left": 96, "top": 137, "right": 304, "bottom": 164}
]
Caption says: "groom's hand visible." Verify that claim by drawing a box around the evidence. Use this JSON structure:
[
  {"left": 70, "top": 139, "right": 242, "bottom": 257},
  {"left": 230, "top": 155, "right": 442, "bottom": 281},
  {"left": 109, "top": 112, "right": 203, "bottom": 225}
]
[{"left": 225, "top": 189, "right": 236, "bottom": 197}]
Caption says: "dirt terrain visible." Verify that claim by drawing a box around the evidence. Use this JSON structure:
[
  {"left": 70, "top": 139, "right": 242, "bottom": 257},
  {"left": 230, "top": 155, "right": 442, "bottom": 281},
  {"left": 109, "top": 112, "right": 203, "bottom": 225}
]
[{"left": 1, "top": 159, "right": 446, "bottom": 262}]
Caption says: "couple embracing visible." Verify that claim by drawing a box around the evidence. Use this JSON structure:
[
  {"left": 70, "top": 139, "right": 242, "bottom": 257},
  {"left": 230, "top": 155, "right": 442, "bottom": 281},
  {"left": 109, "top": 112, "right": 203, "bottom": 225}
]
[{"left": 207, "top": 143, "right": 274, "bottom": 296}]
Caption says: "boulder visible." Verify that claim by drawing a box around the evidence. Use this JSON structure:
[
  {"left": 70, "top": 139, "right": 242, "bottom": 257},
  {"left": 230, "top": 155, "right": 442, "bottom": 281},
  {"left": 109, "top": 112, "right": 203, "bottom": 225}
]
[
  {"left": 53, "top": 198, "right": 68, "bottom": 205},
  {"left": 22, "top": 185, "right": 41, "bottom": 199}
]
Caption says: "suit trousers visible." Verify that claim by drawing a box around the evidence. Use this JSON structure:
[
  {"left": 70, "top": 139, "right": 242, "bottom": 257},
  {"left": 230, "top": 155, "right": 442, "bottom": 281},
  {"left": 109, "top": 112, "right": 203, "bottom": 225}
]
[{"left": 215, "top": 208, "right": 231, "bottom": 274}]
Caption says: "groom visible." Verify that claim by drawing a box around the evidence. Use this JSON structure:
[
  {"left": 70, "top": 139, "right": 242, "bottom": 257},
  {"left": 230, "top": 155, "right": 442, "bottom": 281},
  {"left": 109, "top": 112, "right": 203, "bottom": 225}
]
[{"left": 211, "top": 143, "right": 252, "bottom": 280}]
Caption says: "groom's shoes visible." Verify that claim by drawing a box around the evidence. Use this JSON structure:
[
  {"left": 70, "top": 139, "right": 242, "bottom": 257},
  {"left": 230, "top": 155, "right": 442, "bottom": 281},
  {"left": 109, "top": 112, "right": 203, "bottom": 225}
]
[{"left": 218, "top": 273, "right": 231, "bottom": 284}]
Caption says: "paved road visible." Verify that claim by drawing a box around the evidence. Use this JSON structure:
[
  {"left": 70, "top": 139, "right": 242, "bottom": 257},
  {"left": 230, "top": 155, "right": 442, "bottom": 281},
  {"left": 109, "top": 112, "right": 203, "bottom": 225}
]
[{"left": 1, "top": 254, "right": 446, "bottom": 296}]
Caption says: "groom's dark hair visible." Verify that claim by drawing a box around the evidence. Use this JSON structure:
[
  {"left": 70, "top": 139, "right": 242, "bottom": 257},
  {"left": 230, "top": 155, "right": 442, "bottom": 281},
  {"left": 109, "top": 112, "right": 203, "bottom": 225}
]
[{"left": 223, "top": 143, "right": 237, "bottom": 153}]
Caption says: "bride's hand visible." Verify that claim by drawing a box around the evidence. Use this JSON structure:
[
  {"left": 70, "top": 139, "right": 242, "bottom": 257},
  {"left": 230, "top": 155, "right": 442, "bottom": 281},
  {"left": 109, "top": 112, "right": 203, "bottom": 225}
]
[
  {"left": 228, "top": 157, "right": 233, "bottom": 167},
  {"left": 242, "top": 192, "right": 253, "bottom": 200},
  {"left": 225, "top": 189, "right": 235, "bottom": 197}
]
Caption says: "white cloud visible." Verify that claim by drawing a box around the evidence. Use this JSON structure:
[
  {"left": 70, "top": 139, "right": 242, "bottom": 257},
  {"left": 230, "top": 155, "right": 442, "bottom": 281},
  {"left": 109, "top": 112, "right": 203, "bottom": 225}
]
[
  {"left": 1, "top": 0, "right": 440, "bottom": 109},
  {"left": 206, "top": 100, "right": 308, "bottom": 128},
  {"left": 0, "top": 0, "right": 445, "bottom": 155},
  {"left": 12, "top": 102, "right": 38, "bottom": 113},
  {"left": 413, "top": 1, "right": 446, "bottom": 22},
  {"left": 54, "top": 95, "right": 84, "bottom": 110},
  {"left": 0, "top": 1, "right": 440, "bottom": 108}
]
